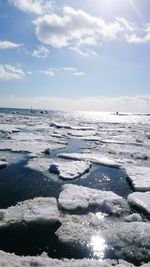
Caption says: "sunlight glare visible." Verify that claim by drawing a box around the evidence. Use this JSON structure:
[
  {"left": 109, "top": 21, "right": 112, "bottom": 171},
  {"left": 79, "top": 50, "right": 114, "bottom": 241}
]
[{"left": 90, "top": 235, "right": 107, "bottom": 259}]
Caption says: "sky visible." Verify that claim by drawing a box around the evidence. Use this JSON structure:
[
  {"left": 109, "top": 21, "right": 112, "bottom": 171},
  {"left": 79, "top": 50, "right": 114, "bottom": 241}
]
[{"left": 0, "top": 0, "right": 150, "bottom": 112}]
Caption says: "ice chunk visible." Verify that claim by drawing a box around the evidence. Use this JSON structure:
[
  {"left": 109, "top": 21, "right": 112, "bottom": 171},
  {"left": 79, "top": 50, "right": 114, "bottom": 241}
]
[
  {"left": 0, "top": 139, "right": 66, "bottom": 156},
  {"left": 126, "top": 166, "right": 150, "bottom": 191},
  {"left": 58, "top": 184, "right": 125, "bottom": 214},
  {"left": 0, "top": 160, "right": 8, "bottom": 169},
  {"left": 0, "top": 197, "right": 60, "bottom": 227},
  {"left": 27, "top": 158, "right": 91, "bottom": 180},
  {"left": 124, "top": 213, "right": 142, "bottom": 222},
  {"left": 50, "top": 122, "right": 95, "bottom": 131},
  {"left": 128, "top": 192, "right": 150, "bottom": 215},
  {"left": 49, "top": 161, "right": 91, "bottom": 180},
  {"left": 0, "top": 124, "right": 20, "bottom": 133},
  {"left": 0, "top": 250, "right": 138, "bottom": 267},
  {"left": 56, "top": 218, "right": 150, "bottom": 264},
  {"left": 67, "top": 130, "right": 96, "bottom": 138},
  {"left": 58, "top": 153, "right": 121, "bottom": 168}
]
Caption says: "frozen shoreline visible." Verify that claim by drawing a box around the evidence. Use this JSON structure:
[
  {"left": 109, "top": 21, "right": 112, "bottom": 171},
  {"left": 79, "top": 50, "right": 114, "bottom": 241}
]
[{"left": 0, "top": 111, "right": 150, "bottom": 265}]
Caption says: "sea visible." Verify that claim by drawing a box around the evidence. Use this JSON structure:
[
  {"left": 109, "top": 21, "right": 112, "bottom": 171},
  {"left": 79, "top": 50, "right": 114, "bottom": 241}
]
[{"left": 0, "top": 107, "right": 150, "bottom": 264}]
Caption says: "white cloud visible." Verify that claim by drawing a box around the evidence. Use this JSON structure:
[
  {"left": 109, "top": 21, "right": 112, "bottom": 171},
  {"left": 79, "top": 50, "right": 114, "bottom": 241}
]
[
  {"left": 39, "top": 66, "right": 85, "bottom": 77},
  {"left": 0, "top": 40, "right": 22, "bottom": 49},
  {"left": 34, "top": 7, "right": 124, "bottom": 49},
  {"left": 63, "top": 67, "right": 85, "bottom": 76},
  {"left": 39, "top": 67, "right": 57, "bottom": 76},
  {"left": 115, "top": 17, "right": 136, "bottom": 32},
  {"left": 9, "top": 0, "right": 54, "bottom": 15},
  {"left": 70, "top": 46, "right": 97, "bottom": 57},
  {"left": 32, "top": 45, "right": 49, "bottom": 58},
  {"left": 0, "top": 64, "right": 25, "bottom": 80},
  {"left": 0, "top": 95, "right": 149, "bottom": 113},
  {"left": 126, "top": 23, "right": 150, "bottom": 44}
]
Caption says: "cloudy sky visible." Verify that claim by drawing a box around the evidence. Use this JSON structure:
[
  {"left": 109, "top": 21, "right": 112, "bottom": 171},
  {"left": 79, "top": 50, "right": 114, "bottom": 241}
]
[{"left": 0, "top": 0, "right": 150, "bottom": 112}]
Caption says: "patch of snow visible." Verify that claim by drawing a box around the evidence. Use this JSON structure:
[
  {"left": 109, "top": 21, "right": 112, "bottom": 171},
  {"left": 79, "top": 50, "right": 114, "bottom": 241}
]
[{"left": 58, "top": 153, "right": 121, "bottom": 168}]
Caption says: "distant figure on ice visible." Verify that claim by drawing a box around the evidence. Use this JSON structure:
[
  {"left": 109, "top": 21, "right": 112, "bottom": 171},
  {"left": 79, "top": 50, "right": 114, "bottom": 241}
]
[{"left": 116, "top": 111, "right": 119, "bottom": 115}]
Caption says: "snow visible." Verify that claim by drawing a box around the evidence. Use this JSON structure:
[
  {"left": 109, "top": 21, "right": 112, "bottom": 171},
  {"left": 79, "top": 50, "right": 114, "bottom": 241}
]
[
  {"left": 67, "top": 130, "right": 96, "bottom": 138},
  {"left": 49, "top": 160, "right": 91, "bottom": 179},
  {"left": 128, "top": 192, "right": 150, "bottom": 215},
  {"left": 56, "top": 217, "right": 150, "bottom": 263},
  {"left": 58, "top": 153, "right": 121, "bottom": 168},
  {"left": 0, "top": 139, "right": 66, "bottom": 156},
  {"left": 0, "top": 250, "right": 138, "bottom": 267},
  {"left": 0, "top": 197, "right": 60, "bottom": 227},
  {"left": 0, "top": 123, "right": 21, "bottom": 133},
  {"left": 126, "top": 166, "right": 150, "bottom": 191},
  {"left": 27, "top": 157, "right": 91, "bottom": 179},
  {"left": 124, "top": 213, "right": 142, "bottom": 222},
  {"left": 58, "top": 184, "right": 125, "bottom": 214},
  {"left": 50, "top": 122, "right": 95, "bottom": 131}
]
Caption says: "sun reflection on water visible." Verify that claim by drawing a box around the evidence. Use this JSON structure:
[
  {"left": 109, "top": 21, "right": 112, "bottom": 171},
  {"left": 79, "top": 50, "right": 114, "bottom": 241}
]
[{"left": 90, "top": 235, "right": 107, "bottom": 260}]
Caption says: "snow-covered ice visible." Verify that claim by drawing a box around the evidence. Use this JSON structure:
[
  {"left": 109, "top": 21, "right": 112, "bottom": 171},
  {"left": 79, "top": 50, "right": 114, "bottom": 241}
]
[
  {"left": 27, "top": 157, "right": 91, "bottom": 179},
  {"left": 0, "top": 139, "right": 66, "bottom": 156},
  {"left": 0, "top": 197, "right": 60, "bottom": 227},
  {"left": 50, "top": 122, "right": 95, "bottom": 131},
  {"left": 124, "top": 213, "right": 142, "bottom": 222},
  {"left": 56, "top": 218, "right": 150, "bottom": 263},
  {"left": 49, "top": 161, "right": 91, "bottom": 179},
  {"left": 0, "top": 250, "right": 141, "bottom": 267},
  {"left": 58, "top": 184, "right": 126, "bottom": 214},
  {"left": 58, "top": 153, "right": 121, "bottom": 168},
  {"left": 128, "top": 192, "right": 150, "bottom": 215},
  {"left": 125, "top": 166, "right": 150, "bottom": 191}
]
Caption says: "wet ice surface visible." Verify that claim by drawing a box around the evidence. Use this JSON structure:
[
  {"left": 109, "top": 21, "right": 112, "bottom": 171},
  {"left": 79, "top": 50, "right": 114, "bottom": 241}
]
[{"left": 0, "top": 110, "right": 150, "bottom": 266}]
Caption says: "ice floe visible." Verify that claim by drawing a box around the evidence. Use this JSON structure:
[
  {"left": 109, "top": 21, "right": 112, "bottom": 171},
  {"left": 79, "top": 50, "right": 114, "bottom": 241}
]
[
  {"left": 124, "top": 213, "right": 142, "bottom": 222},
  {"left": 0, "top": 139, "right": 66, "bottom": 156},
  {"left": 49, "top": 161, "right": 91, "bottom": 180},
  {"left": 0, "top": 159, "right": 8, "bottom": 169},
  {"left": 56, "top": 218, "right": 150, "bottom": 263},
  {"left": 27, "top": 157, "right": 91, "bottom": 179},
  {"left": 58, "top": 153, "right": 121, "bottom": 168},
  {"left": 0, "top": 250, "right": 141, "bottom": 267},
  {"left": 0, "top": 197, "right": 60, "bottom": 227},
  {"left": 50, "top": 122, "right": 95, "bottom": 131},
  {"left": 125, "top": 166, "right": 150, "bottom": 191},
  {"left": 128, "top": 192, "right": 150, "bottom": 215},
  {"left": 0, "top": 124, "right": 21, "bottom": 134},
  {"left": 58, "top": 184, "right": 127, "bottom": 214}
]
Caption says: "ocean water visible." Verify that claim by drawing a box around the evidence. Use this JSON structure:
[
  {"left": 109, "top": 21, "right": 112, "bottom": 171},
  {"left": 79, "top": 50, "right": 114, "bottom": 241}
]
[{"left": 0, "top": 108, "right": 150, "bottom": 264}]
